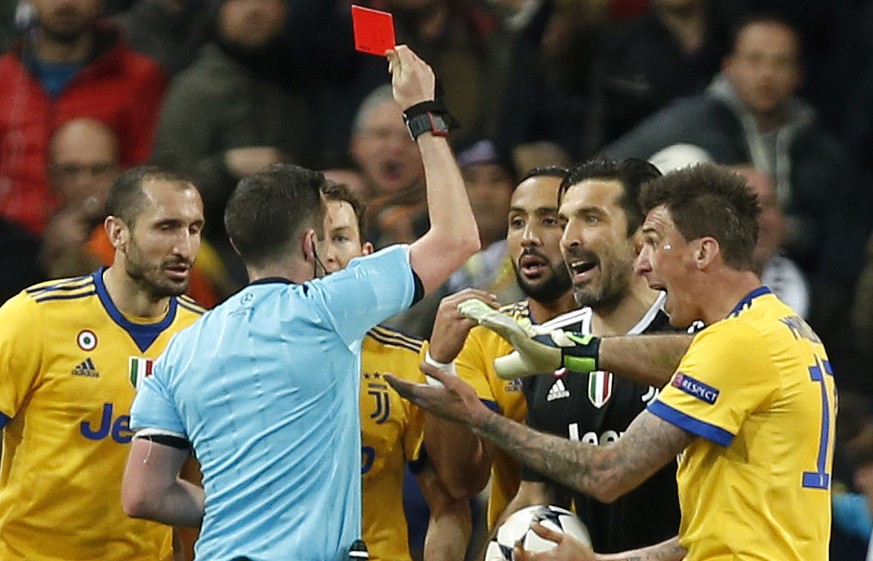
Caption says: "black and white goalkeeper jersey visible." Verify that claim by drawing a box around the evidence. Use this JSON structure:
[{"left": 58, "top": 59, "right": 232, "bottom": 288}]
[{"left": 520, "top": 293, "right": 682, "bottom": 553}]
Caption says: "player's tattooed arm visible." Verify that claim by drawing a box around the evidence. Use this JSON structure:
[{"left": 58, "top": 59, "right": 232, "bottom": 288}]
[
  {"left": 598, "top": 335, "right": 692, "bottom": 387},
  {"left": 472, "top": 410, "right": 693, "bottom": 503},
  {"left": 388, "top": 366, "right": 691, "bottom": 502}
]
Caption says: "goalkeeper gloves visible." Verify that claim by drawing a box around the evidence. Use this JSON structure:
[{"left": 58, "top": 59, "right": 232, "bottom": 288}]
[{"left": 457, "top": 298, "right": 602, "bottom": 379}]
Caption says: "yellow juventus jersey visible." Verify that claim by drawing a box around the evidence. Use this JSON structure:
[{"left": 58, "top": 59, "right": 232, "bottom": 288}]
[
  {"left": 455, "top": 301, "right": 531, "bottom": 529},
  {"left": 0, "top": 271, "right": 205, "bottom": 561},
  {"left": 361, "top": 326, "right": 428, "bottom": 561},
  {"left": 649, "top": 288, "right": 834, "bottom": 561}
]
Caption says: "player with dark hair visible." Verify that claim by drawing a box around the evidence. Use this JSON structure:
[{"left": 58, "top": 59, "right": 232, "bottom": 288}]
[
  {"left": 393, "top": 163, "right": 835, "bottom": 561},
  {"left": 496, "top": 158, "right": 682, "bottom": 553},
  {"left": 421, "top": 165, "right": 575, "bottom": 536},
  {"left": 0, "top": 166, "right": 206, "bottom": 561},
  {"left": 121, "top": 46, "right": 480, "bottom": 561}
]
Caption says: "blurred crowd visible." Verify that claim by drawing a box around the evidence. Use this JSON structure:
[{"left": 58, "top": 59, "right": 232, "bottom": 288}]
[{"left": 2, "top": 0, "right": 873, "bottom": 558}]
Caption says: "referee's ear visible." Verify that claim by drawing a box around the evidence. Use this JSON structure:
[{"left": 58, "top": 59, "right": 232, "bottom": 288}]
[{"left": 302, "top": 228, "right": 318, "bottom": 263}]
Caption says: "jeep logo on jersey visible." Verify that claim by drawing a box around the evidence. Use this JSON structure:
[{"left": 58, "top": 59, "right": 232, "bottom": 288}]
[
  {"left": 587, "top": 371, "right": 613, "bottom": 408},
  {"left": 129, "top": 357, "right": 154, "bottom": 390},
  {"left": 80, "top": 403, "right": 133, "bottom": 443},
  {"left": 672, "top": 372, "right": 719, "bottom": 404}
]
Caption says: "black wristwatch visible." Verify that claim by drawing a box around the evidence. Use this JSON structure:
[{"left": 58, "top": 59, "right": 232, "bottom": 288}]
[{"left": 404, "top": 112, "right": 451, "bottom": 140}]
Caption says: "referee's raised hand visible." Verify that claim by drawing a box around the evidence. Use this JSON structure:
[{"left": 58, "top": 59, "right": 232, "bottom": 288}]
[{"left": 386, "top": 45, "right": 435, "bottom": 111}]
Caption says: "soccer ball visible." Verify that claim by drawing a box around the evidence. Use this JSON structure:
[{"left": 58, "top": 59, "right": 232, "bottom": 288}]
[{"left": 484, "top": 504, "right": 591, "bottom": 561}]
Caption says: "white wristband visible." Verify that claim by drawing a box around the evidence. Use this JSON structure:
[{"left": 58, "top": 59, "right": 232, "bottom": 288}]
[{"left": 424, "top": 350, "right": 457, "bottom": 386}]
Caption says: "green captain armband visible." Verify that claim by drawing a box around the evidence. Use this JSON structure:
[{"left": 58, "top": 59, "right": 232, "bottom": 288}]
[{"left": 559, "top": 333, "right": 601, "bottom": 373}]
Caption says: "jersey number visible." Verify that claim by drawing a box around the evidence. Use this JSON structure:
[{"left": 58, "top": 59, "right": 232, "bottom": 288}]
[{"left": 803, "top": 356, "right": 834, "bottom": 490}]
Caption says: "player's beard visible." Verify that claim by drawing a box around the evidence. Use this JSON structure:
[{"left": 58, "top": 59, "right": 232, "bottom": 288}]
[
  {"left": 571, "top": 249, "right": 635, "bottom": 312},
  {"left": 124, "top": 238, "right": 191, "bottom": 299},
  {"left": 513, "top": 255, "right": 572, "bottom": 304}
]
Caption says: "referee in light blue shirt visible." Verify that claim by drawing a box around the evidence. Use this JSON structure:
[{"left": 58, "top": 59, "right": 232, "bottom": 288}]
[{"left": 121, "top": 45, "right": 481, "bottom": 561}]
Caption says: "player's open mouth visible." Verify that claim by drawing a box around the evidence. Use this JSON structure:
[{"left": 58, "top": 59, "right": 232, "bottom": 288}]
[
  {"left": 166, "top": 266, "right": 190, "bottom": 281},
  {"left": 519, "top": 254, "right": 547, "bottom": 277},
  {"left": 569, "top": 260, "right": 597, "bottom": 283}
]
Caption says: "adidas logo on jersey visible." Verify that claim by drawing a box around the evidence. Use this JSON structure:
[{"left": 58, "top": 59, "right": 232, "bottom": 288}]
[
  {"left": 547, "top": 378, "right": 570, "bottom": 401},
  {"left": 72, "top": 358, "right": 100, "bottom": 377}
]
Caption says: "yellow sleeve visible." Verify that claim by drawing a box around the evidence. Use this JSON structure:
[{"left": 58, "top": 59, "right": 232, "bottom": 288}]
[
  {"left": 0, "top": 294, "right": 45, "bottom": 419},
  {"left": 455, "top": 326, "right": 498, "bottom": 403},
  {"left": 650, "top": 321, "right": 779, "bottom": 446}
]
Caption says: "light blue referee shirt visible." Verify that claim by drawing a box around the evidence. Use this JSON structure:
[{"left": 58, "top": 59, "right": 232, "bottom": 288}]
[{"left": 131, "top": 245, "right": 420, "bottom": 561}]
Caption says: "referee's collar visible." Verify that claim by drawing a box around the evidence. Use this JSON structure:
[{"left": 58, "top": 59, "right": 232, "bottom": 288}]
[{"left": 249, "top": 277, "right": 294, "bottom": 286}]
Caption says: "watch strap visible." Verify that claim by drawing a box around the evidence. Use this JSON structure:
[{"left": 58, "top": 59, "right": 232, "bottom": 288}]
[{"left": 404, "top": 112, "right": 450, "bottom": 140}]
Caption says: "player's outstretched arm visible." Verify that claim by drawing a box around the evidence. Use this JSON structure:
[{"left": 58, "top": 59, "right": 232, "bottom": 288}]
[
  {"left": 387, "top": 46, "right": 479, "bottom": 294},
  {"left": 459, "top": 297, "right": 692, "bottom": 386},
  {"left": 387, "top": 367, "right": 693, "bottom": 503},
  {"left": 597, "top": 335, "right": 692, "bottom": 387}
]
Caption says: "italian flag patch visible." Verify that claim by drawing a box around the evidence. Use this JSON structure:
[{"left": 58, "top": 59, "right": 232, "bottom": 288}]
[
  {"left": 129, "top": 357, "right": 154, "bottom": 390},
  {"left": 587, "top": 371, "right": 613, "bottom": 408}
]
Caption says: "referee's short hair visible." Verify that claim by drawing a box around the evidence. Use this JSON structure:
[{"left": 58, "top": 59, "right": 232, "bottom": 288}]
[{"left": 225, "top": 164, "right": 328, "bottom": 267}]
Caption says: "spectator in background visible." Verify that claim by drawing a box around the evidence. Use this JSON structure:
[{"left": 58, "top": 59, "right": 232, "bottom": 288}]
[
  {"left": 512, "top": 140, "right": 572, "bottom": 180},
  {"left": 447, "top": 139, "right": 521, "bottom": 302},
  {"left": 586, "top": 0, "right": 746, "bottom": 150},
  {"left": 602, "top": 14, "right": 866, "bottom": 350},
  {"left": 115, "top": 0, "right": 213, "bottom": 77},
  {"left": 487, "top": 0, "right": 590, "bottom": 159},
  {"left": 350, "top": 84, "right": 426, "bottom": 247},
  {"left": 41, "top": 118, "right": 227, "bottom": 308},
  {"left": 733, "top": 164, "right": 810, "bottom": 318},
  {"left": 41, "top": 118, "right": 119, "bottom": 277},
  {"left": 0, "top": 0, "right": 166, "bottom": 234},
  {"left": 151, "top": 0, "right": 309, "bottom": 288}
]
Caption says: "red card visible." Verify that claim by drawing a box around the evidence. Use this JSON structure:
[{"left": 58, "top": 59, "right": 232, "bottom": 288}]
[{"left": 351, "top": 5, "right": 395, "bottom": 56}]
